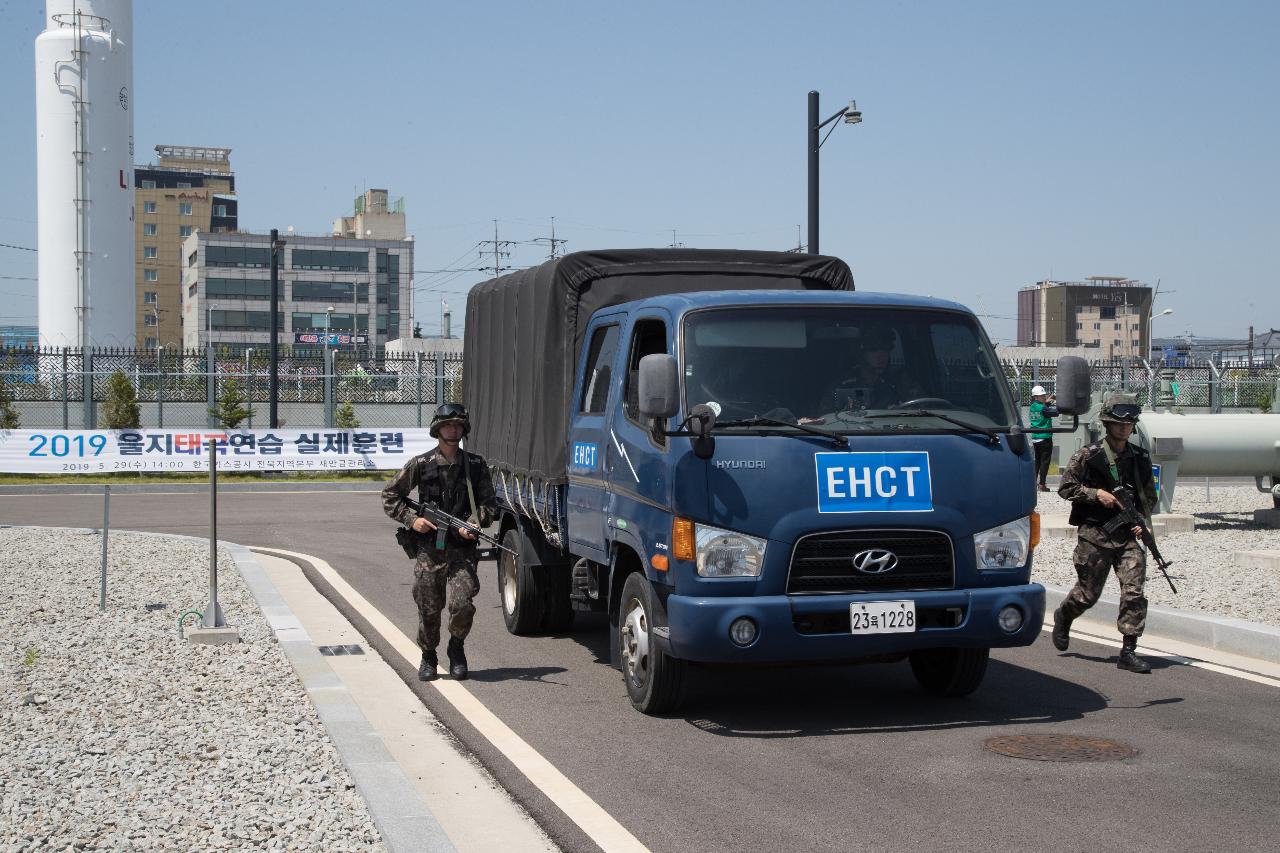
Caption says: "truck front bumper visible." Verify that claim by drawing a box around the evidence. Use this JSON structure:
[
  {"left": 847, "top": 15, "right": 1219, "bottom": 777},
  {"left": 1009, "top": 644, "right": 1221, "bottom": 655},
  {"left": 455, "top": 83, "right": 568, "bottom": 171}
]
[{"left": 663, "top": 584, "right": 1045, "bottom": 663}]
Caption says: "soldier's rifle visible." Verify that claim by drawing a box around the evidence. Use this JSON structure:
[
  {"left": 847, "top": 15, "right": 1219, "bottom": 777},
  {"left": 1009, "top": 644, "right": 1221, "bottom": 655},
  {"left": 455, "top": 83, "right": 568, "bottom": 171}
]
[
  {"left": 1102, "top": 485, "right": 1177, "bottom": 594},
  {"left": 397, "top": 495, "right": 516, "bottom": 557}
]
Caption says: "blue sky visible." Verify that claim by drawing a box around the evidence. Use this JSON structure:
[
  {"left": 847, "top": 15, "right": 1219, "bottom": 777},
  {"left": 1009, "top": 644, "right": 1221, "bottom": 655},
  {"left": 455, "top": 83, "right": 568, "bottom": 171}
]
[{"left": 2, "top": 0, "right": 1276, "bottom": 343}]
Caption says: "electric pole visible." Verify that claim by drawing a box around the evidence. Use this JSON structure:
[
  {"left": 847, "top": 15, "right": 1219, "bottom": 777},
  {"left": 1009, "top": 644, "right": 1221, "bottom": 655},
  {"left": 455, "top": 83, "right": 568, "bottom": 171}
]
[
  {"left": 478, "top": 220, "right": 517, "bottom": 277},
  {"left": 528, "top": 217, "right": 568, "bottom": 261}
]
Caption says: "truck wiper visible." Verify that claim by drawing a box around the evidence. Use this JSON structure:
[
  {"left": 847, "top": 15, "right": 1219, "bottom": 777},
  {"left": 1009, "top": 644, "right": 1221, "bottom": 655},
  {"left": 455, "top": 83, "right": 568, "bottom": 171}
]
[
  {"left": 715, "top": 416, "right": 849, "bottom": 448},
  {"left": 865, "top": 409, "right": 1001, "bottom": 446}
]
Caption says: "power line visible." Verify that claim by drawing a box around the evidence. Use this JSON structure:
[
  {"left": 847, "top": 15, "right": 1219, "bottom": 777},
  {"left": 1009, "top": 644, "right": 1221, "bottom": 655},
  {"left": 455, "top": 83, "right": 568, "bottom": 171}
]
[
  {"left": 0, "top": 275, "right": 37, "bottom": 281},
  {"left": 0, "top": 242, "right": 36, "bottom": 252}
]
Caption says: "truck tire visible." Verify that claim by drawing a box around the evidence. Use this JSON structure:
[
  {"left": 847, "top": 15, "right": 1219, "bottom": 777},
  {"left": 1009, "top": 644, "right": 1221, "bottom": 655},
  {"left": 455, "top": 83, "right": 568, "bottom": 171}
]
[
  {"left": 541, "top": 569, "right": 575, "bottom": 633},
  {"left": 908, "top": 647, "right": 990, "bottom": 697},
  {"left": 499, "top": 528, "right": 544, "bottom": 635},
  {"left": 618, "top": 572, "right": 685, "bottom": 714}
]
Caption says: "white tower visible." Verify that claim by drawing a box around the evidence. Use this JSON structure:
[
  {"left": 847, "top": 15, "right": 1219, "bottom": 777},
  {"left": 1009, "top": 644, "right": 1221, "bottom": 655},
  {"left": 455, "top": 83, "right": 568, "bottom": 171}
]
[{"left": 35, "top": 0, "right": 135, "bottom": 348}]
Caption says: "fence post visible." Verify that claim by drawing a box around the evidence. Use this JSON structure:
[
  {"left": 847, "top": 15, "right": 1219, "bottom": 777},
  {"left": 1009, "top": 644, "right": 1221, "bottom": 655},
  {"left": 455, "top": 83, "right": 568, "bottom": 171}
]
[
  {"left": 156, "top": 347, "right": 164, "bottom": 429},
  {"left": 1207, "top": 359, "right": 1221, "bottom": 413},
  {"left": 1121, "top": 358, "right": 1129, "bottom": 390},
  {"left": 415, "top": 352, "right": 423, "bottom": 427},
  {"left": 61, "top": 348, "right": 69, "bottom": 429},
  {"left": 206, "top": 343, "right": 217, "bottom": 427},
  {"left": 324, "top": 348, "right": 335, "bottom": 428},
  {"left": 82, "top": 345, "right": 94, "bottom": 429},
  {"left": 435, "top": 352, "right": 445, "bottom": 405}
]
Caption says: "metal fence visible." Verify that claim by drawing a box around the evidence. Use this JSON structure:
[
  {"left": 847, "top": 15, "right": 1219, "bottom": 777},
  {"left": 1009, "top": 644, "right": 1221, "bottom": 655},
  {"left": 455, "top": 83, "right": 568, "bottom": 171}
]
[
  {"left": 1004, "top": 358, "right": 1279, "bottom": 412},
  {"left": 0, "top": 346, "right": 463, "bottom": 429},
  {"left": 2, "top": 347, "right": 1275, "bottom": 430}
]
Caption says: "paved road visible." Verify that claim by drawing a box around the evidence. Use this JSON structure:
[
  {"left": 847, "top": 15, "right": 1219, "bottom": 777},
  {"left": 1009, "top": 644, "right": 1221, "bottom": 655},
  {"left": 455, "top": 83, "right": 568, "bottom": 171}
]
[{"left": 5, "top": 487, "right": 1278, "bottom": 853}]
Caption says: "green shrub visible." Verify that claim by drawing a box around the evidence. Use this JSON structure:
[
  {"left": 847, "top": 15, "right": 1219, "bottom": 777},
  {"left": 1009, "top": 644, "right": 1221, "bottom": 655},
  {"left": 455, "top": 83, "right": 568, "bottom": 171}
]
[
  {"left": 334, "top": 400, "right": 360, "bottom": 429},
  {"left": 101, "top": 370, "right": 140, "bottom": 429},
  {"left": 209, "top": 380, "right": 254, "bottom": 428}
]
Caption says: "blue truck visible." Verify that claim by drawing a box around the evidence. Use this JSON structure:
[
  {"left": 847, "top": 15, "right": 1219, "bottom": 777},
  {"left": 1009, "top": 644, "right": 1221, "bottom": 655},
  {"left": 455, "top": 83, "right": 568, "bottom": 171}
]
[{"left": 464, "top": 249, "right": 1088, "bottom": 713}]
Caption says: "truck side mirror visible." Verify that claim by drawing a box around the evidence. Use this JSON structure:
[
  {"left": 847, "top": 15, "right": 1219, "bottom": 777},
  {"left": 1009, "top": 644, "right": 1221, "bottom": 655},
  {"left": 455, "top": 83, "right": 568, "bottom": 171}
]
[
  {"left": 1054, "top": 356, "right": 1091, "bottom": 415},
  {"left": 637, "top": 354, "right": 679, "bottom": 418}
]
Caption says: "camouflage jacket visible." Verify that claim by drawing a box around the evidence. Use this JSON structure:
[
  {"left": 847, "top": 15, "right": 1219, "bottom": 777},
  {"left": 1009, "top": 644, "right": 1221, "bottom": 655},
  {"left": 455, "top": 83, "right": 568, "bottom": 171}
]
[
  {"left": 1057, "top": 439, "right": 1158, "bottom": 547},
  {"left": 382, "top": 449, "right": 496, "bottom": 549}
]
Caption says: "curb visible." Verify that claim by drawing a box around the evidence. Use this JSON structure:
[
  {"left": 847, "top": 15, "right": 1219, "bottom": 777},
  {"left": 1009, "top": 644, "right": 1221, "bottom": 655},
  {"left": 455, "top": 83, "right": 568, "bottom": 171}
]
[
  {"left": 1043, "top": 584, "right": 1280, "bottom": 664},
  {"left": 224, "top": 540, "right": 458, "bottom": 853}
]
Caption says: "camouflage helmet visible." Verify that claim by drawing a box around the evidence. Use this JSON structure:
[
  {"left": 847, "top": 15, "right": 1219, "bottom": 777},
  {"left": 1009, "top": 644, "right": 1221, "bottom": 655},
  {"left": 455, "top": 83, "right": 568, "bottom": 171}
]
[
  {"left": 1099, "top": 392, "right": 1142, "bottom": 424},
  {"left": 429, "top": 402, "right": 470, "bottom": 438}
]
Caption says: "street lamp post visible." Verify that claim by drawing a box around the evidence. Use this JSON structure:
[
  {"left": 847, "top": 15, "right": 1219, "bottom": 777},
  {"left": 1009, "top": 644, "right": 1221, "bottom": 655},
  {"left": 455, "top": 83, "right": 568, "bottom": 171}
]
[
  {"left": 268, "top": 228, "right": 286, "bottom": 429},
  {"left": 1148, "top": 307, "right": 1174, "bottom": 361},
  {"left": 807, "top": 90, "right": 862, "bottom": 255},
  {"left": 1151, "top": 308, "right": 1176, "bottom": 408}
]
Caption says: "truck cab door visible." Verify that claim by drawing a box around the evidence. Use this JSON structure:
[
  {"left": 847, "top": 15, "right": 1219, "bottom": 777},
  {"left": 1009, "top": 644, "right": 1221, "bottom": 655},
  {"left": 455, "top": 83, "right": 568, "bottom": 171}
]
[
  {"left": 609, "top": 314, "right": 674, "bottom": 513},
  {"left": 566, "top": 316, "right": 624, "bottom": 557}
]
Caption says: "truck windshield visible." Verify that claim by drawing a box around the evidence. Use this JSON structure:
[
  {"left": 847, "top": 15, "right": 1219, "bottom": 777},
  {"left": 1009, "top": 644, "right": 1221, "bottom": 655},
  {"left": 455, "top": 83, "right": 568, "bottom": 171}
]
[{"left": 682, "top": 306, "right": 1015, "bottom": 431}]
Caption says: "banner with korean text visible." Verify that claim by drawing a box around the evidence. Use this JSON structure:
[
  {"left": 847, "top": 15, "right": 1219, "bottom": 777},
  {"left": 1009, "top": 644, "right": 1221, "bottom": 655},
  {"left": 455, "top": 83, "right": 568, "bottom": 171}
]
[{"left": 0, "top": 429, "right": 437, "bottom": 474}]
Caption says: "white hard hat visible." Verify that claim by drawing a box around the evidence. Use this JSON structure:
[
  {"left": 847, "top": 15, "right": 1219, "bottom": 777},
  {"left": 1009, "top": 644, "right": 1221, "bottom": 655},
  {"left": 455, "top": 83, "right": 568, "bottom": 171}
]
[{"left": 1031, "top": 385, "right": 1047, "bottom": 396}]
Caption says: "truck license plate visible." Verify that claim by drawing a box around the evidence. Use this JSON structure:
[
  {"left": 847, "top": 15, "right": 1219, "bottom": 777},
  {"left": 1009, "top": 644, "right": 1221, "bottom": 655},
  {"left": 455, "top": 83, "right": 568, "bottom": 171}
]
[{"left": 850, "top": 600, "right": 916, "bottom": 634}]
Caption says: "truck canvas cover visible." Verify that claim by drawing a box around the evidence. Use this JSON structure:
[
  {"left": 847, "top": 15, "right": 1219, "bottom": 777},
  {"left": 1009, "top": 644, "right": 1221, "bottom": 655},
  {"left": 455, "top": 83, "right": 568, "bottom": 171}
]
[{"left": 464, "top": 248, "right": 855, "bottom": 483}]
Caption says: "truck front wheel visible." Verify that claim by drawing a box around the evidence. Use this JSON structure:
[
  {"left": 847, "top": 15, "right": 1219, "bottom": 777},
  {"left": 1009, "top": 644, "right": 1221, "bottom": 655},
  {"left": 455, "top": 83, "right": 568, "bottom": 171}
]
[
  {"left": 908, "top": 647, "right": 990, "bottom": 697},
  {"left": 618, "top": 573, "right": 685, "bottom": 714},
  {"left": 499, "top": 528, "right": 543, "bottom": 635}
]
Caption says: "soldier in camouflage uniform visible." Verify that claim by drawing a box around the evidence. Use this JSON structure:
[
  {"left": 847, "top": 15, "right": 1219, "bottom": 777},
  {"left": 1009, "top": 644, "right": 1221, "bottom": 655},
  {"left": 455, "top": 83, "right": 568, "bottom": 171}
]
[
  {"left": 383, "top": 403, "right": 496, "bottom": 681},
  {"left": 1053, "top": 392, "right": 1159, "bottom": 673}
]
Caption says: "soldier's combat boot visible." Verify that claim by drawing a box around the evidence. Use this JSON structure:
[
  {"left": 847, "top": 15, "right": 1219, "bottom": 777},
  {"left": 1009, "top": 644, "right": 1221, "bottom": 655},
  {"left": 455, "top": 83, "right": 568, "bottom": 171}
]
[
  {"left": 418, "top": 649, "right": 438, "bottom": 682},
  {"left": 1051, "top": 606, "right": 1072, "bottom": 652},
  {"left": 1117, "top": 636, "right": 1151, "bottom": 673},
  {"left": 447, "top": 636, "right": 468, "bottom": 680}
]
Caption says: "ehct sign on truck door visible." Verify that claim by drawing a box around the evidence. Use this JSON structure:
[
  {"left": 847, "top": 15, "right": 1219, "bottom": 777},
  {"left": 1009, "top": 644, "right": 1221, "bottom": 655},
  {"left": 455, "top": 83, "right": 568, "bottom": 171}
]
[{"left": 814, "top": 451, "right": 933, "bottom": 513}]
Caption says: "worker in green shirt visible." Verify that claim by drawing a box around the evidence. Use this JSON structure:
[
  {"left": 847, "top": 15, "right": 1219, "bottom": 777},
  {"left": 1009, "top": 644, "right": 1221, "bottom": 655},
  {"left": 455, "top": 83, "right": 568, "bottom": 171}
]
[{"left": 1029, "top": 385, "right": 1059, "bottom": 492}]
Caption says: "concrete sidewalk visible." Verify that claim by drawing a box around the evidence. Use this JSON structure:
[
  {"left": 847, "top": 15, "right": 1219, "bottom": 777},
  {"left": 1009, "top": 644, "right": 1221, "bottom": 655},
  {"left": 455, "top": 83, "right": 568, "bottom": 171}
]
[{"left": 228, "top": 543, "right": 558, "bottom": 853}]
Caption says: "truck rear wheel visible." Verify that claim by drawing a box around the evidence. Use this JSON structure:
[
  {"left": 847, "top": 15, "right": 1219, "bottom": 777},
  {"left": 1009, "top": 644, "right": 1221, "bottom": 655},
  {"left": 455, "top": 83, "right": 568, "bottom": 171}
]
[
  {"left": 499, "top": 528, "right": 544, "bottom": 635},
  {"left": 618, "top": 573, "right": 685, "bottom": 714},
  {"left": 908, "top": 647, "right": 990, "bottom": 697}
]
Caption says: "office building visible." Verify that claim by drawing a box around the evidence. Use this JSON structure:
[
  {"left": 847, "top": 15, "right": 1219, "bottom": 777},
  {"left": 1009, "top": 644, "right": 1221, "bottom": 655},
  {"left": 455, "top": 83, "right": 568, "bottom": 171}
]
[
  {"left": 134, "top": 145, "right": 237, "bottom": 349},
  {"left": 181, "top": 225, "right": 413, "bottom": 353},
  {"left": 1016, "top": 276, "right": 1154, "bottom": 358}
]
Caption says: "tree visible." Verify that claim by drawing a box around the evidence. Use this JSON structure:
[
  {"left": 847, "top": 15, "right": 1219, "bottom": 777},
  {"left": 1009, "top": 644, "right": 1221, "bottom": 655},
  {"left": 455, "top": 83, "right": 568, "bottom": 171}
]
[
  {"left": 413, "top": 322, "right": 424, "bottom": 339},
  {"left": 101, "top": 369, "right": 141, "bottom": 429},
  {"left": 0, "top": 360, "right": 19, "bottom": 429},
  {"left": 209, "top": 379, "right": 253, "bottom": 428},
  {"left": 334, "top": 400, "right": 361, "bottom": 429}
]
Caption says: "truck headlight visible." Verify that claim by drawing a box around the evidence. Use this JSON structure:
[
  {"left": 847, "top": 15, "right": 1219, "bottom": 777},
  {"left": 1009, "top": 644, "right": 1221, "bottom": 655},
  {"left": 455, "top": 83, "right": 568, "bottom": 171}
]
[
  {"left": 695, "top": 524, "right": 766, "bottom": 578},
  {"left": 973, "top": 516, "right": 1031, "bottom": 570}
]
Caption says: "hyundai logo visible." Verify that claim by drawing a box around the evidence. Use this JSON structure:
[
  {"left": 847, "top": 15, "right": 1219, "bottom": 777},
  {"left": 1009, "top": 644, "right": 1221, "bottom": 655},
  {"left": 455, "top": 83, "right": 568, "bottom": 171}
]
[{"left": 852, "top": 548, "right": 899, "bottom": 574}]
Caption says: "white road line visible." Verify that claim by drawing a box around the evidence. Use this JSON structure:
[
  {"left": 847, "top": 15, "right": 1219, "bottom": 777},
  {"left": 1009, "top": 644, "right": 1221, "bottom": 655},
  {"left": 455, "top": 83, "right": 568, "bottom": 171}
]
[
  {"left": 1038, "top": 625, "right": 1280, "bottom": 689},
  {"left": 254, "top": 545, "right": 651, "bottom": 853}
]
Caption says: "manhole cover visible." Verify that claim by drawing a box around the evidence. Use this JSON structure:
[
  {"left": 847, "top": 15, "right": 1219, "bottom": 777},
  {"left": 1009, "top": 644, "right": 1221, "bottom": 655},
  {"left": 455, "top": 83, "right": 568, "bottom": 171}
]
[{"left": 983, "top": 734, "right": 1138, "bottom": 762}]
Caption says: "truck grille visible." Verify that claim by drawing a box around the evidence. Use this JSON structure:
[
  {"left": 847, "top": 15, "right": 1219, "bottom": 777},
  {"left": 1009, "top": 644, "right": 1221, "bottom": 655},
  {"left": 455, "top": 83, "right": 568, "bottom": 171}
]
[{"left": 787, "top": 529, "right": 955, "bottom": 594}]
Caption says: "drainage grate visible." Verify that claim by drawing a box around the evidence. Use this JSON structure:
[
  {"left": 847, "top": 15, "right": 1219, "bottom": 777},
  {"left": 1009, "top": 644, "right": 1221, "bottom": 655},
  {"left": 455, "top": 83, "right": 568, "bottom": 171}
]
[
  {"left": 317, "top": 644, "right": 365, "bottom": 656},
  {"left": 983, "top": 734, "right": 1138, "bottom": 762}
]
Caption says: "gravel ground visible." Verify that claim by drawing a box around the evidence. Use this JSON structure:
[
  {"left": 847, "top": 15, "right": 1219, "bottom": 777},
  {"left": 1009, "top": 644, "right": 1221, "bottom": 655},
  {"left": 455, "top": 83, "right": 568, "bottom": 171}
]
[
  {"left": 1033, "top": 484, "right": 1280, "bottom": 628},
  {"left": 0, "top": 528, "right": 386, "bottom": 853}
]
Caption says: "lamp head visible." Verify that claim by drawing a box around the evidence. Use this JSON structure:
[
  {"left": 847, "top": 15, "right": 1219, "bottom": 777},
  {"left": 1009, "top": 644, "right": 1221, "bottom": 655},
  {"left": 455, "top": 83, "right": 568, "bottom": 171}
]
[{"left": 843, "top": 100, "right": 862, "bottom": 124}]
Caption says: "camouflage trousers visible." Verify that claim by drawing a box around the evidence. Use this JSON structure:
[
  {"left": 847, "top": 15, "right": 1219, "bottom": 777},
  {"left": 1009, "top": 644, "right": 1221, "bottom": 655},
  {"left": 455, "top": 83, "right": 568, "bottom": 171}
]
[
  {"left": 412, "top": 549, "right": 480, "bottom": 651},
  {"left": 1060, "top": 536, "right": 1148, "bottom": 637}
]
